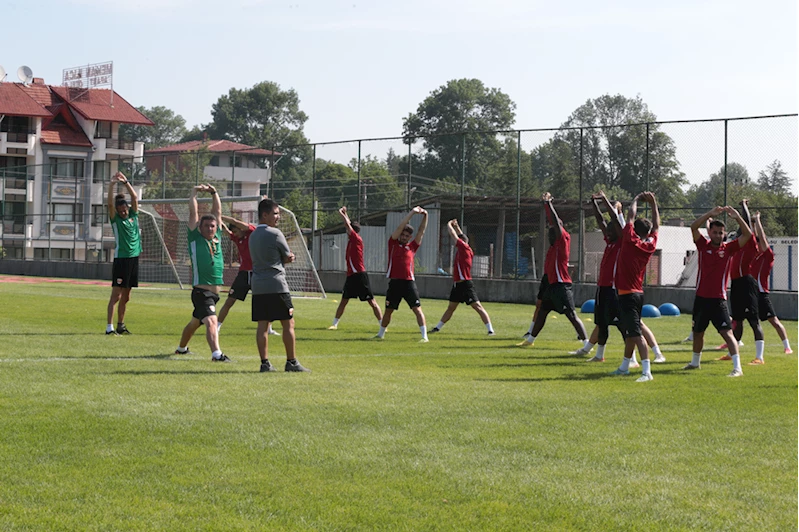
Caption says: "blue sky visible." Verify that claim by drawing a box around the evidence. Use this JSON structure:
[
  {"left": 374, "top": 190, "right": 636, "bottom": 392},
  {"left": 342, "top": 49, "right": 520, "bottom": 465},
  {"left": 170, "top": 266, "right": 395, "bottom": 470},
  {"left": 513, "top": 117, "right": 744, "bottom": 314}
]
[{"left": 4, "top": 0, "right": 797, "bottom": 185}]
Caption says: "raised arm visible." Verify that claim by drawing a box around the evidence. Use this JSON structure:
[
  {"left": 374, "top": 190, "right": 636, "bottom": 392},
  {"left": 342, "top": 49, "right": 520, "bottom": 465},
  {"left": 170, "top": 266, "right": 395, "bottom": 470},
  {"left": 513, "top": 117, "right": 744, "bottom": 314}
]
[
  {"left": 738, "top": 199, "right": 752, "bottom": 233},
  {"left": 589, "top": 194, "right": 609, "bottom": 238},
  {"left": 542, "top": 192, "right": 562, "bottom": 229},
  {"left": 753, "top": 211, "right": 769, "bottom": 249},
  {"left": 446, "top": 219, "right": 459, "bottom": 242},
  {"left": 188, "top": 185, "right": 202, "bottom": 231},
  {"left": 724, "top": 205, "right": 752, "bottom": 247},
  {"left": 209, "top": 184, "right": 221, "bottom": 227},
  {"left": 391, "top": 207, "right": 422, "bottom": 240},
  {"left": 643, "top": 191, "right": 659, "bottom": 232},
  {"left": 338, "top": 206, "right": 354, "bottom": 236},
  {"left": 626, "top": 193, "right": 643, "bottom": 225},
  {"left": 691, "top": 206, "right": 724, "bottom": 243},
  {"left": 107, "top": 173, "right": 119, "bottom": 219},
  {"left": 414, "top": 208, "right": 429, "bottom": 245},
  {"left": 221, "top": 214, "right": 249, "bottom": 233}
]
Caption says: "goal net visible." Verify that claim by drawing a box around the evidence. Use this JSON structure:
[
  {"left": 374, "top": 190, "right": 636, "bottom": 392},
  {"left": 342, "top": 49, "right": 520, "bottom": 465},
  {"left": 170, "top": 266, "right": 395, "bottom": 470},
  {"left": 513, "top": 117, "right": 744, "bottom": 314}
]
[{"left": 137, "top": 196, "right": 325, "bottom": 298}]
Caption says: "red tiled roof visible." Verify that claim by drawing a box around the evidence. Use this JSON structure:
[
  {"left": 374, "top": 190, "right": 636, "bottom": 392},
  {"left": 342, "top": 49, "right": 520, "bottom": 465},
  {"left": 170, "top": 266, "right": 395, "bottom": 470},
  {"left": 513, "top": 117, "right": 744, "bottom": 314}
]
[
  {"left": 145, "top": 139, "right": 278, "bottom": 156},
  {"left": 17, "top": 83, "right": 59, "bottom": 108},
  {"left": 0, "top": 83, "right": 51, "bottom": 117},
  {"left": 40, "top": 123, "right": 93, "bottom": 147},
  {"left": 51, "top": 86, "right": 154, "bottom": 126}
]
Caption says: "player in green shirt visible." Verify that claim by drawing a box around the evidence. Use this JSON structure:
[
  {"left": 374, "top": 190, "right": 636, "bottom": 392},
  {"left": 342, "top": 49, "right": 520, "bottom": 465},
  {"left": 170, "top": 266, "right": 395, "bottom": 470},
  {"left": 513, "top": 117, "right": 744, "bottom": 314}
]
[
  {"left": 175, "top": 184, "right": 230, "bottom": 362},
  {"left": 106, "top": 172, "right": 141, "bottom": 335}
]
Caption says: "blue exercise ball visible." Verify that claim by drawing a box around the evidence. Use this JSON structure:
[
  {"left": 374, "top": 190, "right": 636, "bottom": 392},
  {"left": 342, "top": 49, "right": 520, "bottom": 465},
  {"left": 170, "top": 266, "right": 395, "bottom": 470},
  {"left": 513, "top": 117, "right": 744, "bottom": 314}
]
[
  {"left": 641, "top": 304, "right": 661, "bottom": 318},
  {"left": 580, "top": 299, "right": 595, "bottom": 313},
  {"left": 659, "top": 302, "right": 681, "bottom": 316}
]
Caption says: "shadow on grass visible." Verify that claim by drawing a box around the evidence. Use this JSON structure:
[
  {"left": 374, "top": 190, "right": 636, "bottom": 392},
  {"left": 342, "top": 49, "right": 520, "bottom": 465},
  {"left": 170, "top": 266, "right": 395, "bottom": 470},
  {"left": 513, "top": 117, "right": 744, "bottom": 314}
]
[
  {"left": 477, "top": 372, "right": 608, "bottom": 382},
  {"left": 103, "top": 369, "right": 257, "bottom": 375}
]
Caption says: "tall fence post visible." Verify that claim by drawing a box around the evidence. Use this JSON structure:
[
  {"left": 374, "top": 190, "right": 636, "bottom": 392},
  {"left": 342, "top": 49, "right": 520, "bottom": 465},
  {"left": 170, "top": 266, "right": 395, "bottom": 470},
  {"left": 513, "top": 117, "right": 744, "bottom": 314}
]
[
  {"left": 577, "top": 128, "right": 584, "bottom": 282},
  {"left": 231, "top": 150, "right": 236, "bottom": 198},
  {"left": 515, "top": 130, "right": 521, "bottom": 278},
  {"left": 356, "top": 140, "right": 362, "bottom": 221},
  {"left": 161, "top": 154, "right": 166, "bottom": 199},
  {"left": 312, "top": 144, "right": 317, "bottom": 243},
  {"left": 723, "top": 119, "right": 729, "bottom": 209},
  {"left": 407, "top": 140, "right": 412, "bottom": 210},
  {"left": 460, "top": 132, "right": 466, "bottom": 224}
]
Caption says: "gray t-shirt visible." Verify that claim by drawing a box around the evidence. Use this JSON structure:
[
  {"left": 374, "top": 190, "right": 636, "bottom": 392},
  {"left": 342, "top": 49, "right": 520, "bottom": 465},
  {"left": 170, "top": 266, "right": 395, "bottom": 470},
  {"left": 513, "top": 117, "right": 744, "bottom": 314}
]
[{"left": 249, "top": 224, "right": 291, "bottom": 295}]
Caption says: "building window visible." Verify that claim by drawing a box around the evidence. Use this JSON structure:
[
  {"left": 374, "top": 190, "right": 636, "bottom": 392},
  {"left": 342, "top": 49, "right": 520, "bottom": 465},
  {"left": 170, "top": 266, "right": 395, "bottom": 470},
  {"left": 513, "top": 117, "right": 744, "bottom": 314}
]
[
  {"left": 227, "top": 182, "right": 243, "bottom": 197},
  {"left": 259, "top": 183, "right": 269, "bottom": 196},
  {"left": 52, "top": 203, "right": 83, "bottom": 222},
  {"left": 91, "top": 204, "right": 107, "bottom": 226},
  {"left": 95, "top": 121, "right": 112, "bottom": 138},
  {"left": 210, "top": 155, "right": 220, "bottom": 166},
  {"left": 93, "top": 161, "right": 111, "bottom": 183},
  {"left": 34, "top": 248, "right": 73, "bottom": 261},
  {"left": 0, "top": 116, "right": 32, "bottom": 141},
  {"left": 51, "top": 158, "right": 85, "bottom": 180}
]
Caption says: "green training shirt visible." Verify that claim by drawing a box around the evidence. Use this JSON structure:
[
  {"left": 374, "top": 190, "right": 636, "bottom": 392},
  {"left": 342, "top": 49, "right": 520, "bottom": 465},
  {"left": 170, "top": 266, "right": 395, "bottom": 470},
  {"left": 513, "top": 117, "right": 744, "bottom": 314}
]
[
  {"left": 110, "top": 210, "right": 142, "bottom": 259},
  {"left": 187, "top": 226, "right": 224, "bottom": 286}
]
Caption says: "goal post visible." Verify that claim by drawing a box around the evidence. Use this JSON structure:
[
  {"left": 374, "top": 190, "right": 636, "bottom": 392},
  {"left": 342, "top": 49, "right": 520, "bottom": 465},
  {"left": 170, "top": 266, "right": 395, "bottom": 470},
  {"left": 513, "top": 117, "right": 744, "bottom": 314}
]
[{"left": 137, "top": 196, "right": 325, "bottom": 298}]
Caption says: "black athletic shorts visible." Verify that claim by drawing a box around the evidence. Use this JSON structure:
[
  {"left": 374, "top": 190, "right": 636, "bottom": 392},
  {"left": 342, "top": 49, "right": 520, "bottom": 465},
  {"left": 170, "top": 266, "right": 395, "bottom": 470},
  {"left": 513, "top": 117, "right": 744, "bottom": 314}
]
[
  {"left": 112, "top": 257, "right": 139, "bottom": 289},
  {"left": 227, "top": 270, "right": 252, "bottom": 301},
  {"left": 618, "top": 292, "right": 644, "bottom": 338},
  {"left": 386, "top": 279, "right": 421, "bottom": 310},
  {"left": 342, "top": 272, "right": 374, "bottom": 301},
  {"left": 594, "top": 286, "right": 621, "bottom": 331},
  {"left": 252, "top": 293, "right": 294, "bottom": 322},
  {"left": 730, "top": 275, "right": 759, "bottom": 321},
  {"left": 191, "top": 288, "right": 220, "bottom": 322},
  {"left": 536, "top": 274, "right": 549, "bottom": 301},
  {"left": 449, "top": 280, "right": 479, "bottom": 305},
  {"left": 692, "top": 296, "right": 733, "bottom": 333},
  {"left": 758, "top": 292, "right": 777, "bottom": 321},
  {"left": 539, "top": 282, "right": 575, "bottom": 315}
]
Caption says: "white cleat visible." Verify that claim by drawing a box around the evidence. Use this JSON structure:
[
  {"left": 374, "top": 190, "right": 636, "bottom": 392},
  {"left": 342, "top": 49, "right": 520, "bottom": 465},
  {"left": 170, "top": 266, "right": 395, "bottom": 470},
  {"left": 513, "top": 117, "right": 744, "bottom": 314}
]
[
  {"left": 635, "top": 373, "right": 654, "bottom": 382},
  {"left": 727, "top": 368, "right": 743, "bottom": 378},
  {"left": 653, "top": 354, "right": 666, "bottom": 364},
  {"left": 327, "top": 325, "right": 338, "bottom": 330},
  {"left": 268, "top": 329, "right": 281, "bottom": 336}
]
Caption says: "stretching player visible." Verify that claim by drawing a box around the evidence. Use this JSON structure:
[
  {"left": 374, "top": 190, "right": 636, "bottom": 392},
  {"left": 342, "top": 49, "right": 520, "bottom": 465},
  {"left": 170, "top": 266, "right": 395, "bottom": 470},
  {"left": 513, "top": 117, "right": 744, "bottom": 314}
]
[
  {"left": 106, "top": 172, "right": 140, "bottom": 335},
  {"left": 430, "top": 219, "right": 495, "bottom": 335}
]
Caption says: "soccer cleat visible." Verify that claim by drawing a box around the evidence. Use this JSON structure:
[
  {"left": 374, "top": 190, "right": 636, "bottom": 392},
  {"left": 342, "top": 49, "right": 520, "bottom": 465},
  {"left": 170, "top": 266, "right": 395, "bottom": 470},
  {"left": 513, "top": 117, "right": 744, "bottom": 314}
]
[
  {"left": 586, "top": 356, "right": 605, "bottom": 362},
  {"left": 487, "top": 331, "right": 496, "bottom": 336},
  {"left": 371, "top": 335, "right": 384, "bottom": 340},
  {"left": 105, "top": 330, "right": 118, "bottom": 336},
  {"left": 715, "top": 354, "right": 732, "bottom": 361},
  {"left": 636, "top": 373, "right": 654, "bottom": 382},
  {"left": 629, "top": 361, "right": 640, "bottom": 369},
  {"left": 116, "top": 325, "right": 131, "bottom": 335},
  {"left": 653, "top": 354, "right": 667, "bottom": 364},
  {"left": 260, "top": 360, "right": 276, "bottom": 372},
  {"left": 785, "top": 348, "right": 793, "bottom": 354},
  {"left": 268, "top": 329, "right": 281, "bottom": 336},
  {"left": 747, "top": 358, "right": 764, "bottom": 365},
  {"left": 516, "top": 339, "right": 534, "bottom": 347},
  {"left": 174, "top": 348, "right": 192, "bottom": 355},
  {"left": 419, "top": 338, "right": 429, "bottom": 343},
  {"left": 609, "top": 368, "right": 630, "bottom": 376},
  {"left": 682, "top": 363, "right": 700, "bottom": 370},
  {"left": 569, "top": 347, "right": 592, "bottom": 356},
  {"left": 285, "top": 359, "right": 310, "bottom": 372},
  {"left": 212, "top": 354, "right": 231, "bottom": 362},
  {"left": 681, "top": 335, "right": 693, "bottom": 343},
  {"left": 429, "top": 327, "right": 440, "bottom": 334},
  {"left": 727, "top": 368, "right": 743, "bottom": 378},
  {"left": 327, "top": 325, "right": 338, "bottom": 330}
]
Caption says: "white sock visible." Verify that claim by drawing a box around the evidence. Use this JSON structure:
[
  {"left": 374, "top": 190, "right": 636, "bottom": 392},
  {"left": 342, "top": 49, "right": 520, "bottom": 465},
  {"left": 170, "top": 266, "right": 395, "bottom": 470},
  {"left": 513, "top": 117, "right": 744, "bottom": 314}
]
[
  {"left": 620, "top": 357, "right": 631, "bottom": 371},
  {"left": 106, "top": 324, "right": 114, "bottom": 333},
  {"left": 527, "top": 321, "right": 535, "bottom": 335},
  {"left": 783, "top": 339, "right": 791, "bottom": 350},
  {"left": 420, "top": 325, "right": 427, "bottom": 340},
  {"left": 267, "top": 325, "right": 274, "bottom": 333},
  {"left": 377, "top": 326, "right": 386, "bottom": 338},
  {"left": 652, "top": 344, "right": 662, "bottom": 357},
  {"left": 212, "top": 350, "right": 223, "bottom": 359},
  {"left": 527, "top": 335, "right": 536, "bottom": 344},
  {"left": 732, "top": 354, "right": 742, "bottom": 371},
  {"left": 755, "top": 340, "right": 765, "bottom": 360},
  {"left": 692, "top": 352, "right": 702, "bottom": 366},
  {"left": 486, "top": 322, "right": 494, "bottom": 333},
  {"left": 596, "top": 344, "right": 606, "bottom": 358},
  {"left": 583, "top": 341, "right": 595, "bottom": 351},
  {"left": 687, "top": 331, "right": 694, "bottom": 341},
  {"left": 436, "top": 321, "right": 445, "bottom": 330},
  {"left": 176, "top": 346, "right": 189, "bottom": 354},
  {"left": 631, "top": 351, "right": 639, "bottom": 364},
  {"left": 642, "top": 359, "right": 651, "bottom": 375},
  {"left": 217, "top": 322, "right": 223, "bottom": 332},
  {"left": 332, "top": 318, "right": 340, "bottom": 326}
]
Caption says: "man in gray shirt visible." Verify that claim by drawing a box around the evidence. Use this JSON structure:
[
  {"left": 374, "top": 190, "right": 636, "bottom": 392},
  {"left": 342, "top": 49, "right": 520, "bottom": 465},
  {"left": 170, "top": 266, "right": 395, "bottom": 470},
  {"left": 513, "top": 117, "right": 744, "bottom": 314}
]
[{"left": 249, "top": 198, "right": 310, "bottom": 373}]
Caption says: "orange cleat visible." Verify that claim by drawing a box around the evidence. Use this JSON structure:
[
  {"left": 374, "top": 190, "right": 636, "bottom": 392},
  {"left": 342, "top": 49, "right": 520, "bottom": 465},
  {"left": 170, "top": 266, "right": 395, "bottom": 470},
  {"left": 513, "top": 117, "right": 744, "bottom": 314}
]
[
  {"left": 715, "top": 354, "right": 732, "bottom": 361},
  {"left": 748, "top": 359, "right": 765, "bottom": 365}
]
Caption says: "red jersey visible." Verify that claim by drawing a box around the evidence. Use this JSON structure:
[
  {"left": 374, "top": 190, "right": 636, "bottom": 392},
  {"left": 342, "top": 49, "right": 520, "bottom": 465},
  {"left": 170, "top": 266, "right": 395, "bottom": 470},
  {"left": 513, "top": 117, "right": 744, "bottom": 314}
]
[
  {"left": 614, "top": 223, "right": 657, "bottom": 293},
  {"left": 695, "top": 236, "right": 741, "bottom": 299},
  {"left": 598, "top": 234, "right": 622, "bottom": 288},
  {"left": 231, "top": 224, "right": 256, "bottom": 271},
  {"left": 453, "top": 239, "right": 473, "bottom": 282},
  {"left": 751, "top": 246, "right": 774, "bottom": 293},
  {"left": 345, "top": 231, "right": 365, "bottom": 275},
  {"left": 544, "top": 226, "right": 571, "bottom": 284},
  {"left": 386, "top": 238, "right": 419, "bottom": 280},
  {"left": 728, "top": 237, "right": 759, "bottom": 279}
]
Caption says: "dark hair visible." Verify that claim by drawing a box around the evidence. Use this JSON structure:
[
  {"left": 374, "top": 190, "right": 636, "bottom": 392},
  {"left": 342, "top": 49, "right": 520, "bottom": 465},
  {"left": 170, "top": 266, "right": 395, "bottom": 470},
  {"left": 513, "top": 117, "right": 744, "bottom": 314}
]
[
  {"left": 458, "top": 233, "right": 469, "bottom": 244},
  {"left": 258, "top": 198, "right": 279, "bottom": 218},
  {"left": 351, "top": 221, "right": 361, "bottom": 234},
  {"left": 403, "top": 224, "right": 414, "bottom": 234},
  {"left": 199, "top": 214, "right": 217, "bottom": 227},
  {"left": 709, "top": 220, "right": 726, "bottom": 230},
  {"left": 114, "top": 194, "right": 128, "bottom": 207},
  {"left": 633, "top": 218, "right": 652, "bottom": 238}
]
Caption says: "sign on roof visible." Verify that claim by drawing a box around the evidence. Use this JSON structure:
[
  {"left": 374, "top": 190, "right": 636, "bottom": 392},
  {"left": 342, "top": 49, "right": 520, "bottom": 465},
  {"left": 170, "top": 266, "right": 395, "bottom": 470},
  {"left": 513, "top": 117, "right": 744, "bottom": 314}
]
[{"left": 62, "top": 61, "right": 113, "bottom": 89}]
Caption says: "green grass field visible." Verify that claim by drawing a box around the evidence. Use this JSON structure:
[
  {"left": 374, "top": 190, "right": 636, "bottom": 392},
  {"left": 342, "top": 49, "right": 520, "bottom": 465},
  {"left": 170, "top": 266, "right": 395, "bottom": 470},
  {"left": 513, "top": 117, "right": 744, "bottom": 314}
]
[{"left": 0, "top": 277, "right": 796, "bottom": 531}]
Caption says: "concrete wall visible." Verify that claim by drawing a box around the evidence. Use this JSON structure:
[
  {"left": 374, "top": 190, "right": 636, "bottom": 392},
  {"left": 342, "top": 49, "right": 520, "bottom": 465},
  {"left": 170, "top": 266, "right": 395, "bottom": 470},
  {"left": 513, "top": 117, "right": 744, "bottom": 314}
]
[{"left": 318, "top": 271, "right": 798, "bottom": 320}]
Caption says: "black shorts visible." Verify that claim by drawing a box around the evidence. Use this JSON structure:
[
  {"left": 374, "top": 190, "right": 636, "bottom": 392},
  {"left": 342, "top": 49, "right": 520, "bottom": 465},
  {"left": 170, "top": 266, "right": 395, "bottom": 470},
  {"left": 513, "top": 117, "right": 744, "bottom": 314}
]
[
  {"left": 191, "top": 288, "right": 220, "bottom": 322},
  {"left": 536, "top": 274, "right": 549, "bottom": 301},
  {"left": 228, "top": 270, "right": 252, "bottom": 301},
  {"left": 252, "top": 293, "right": 294, "bottom": 322},
  {"left": 112, "top": 257, "right": 139, "bottom": 288},
  {"left": 342, "top": 272, "right": 374, "bottom": 301},
  {"left": 618, "top": 292, "right": 644, "bottom": 338},
  {"left": 758, "top": 292, "right": 777, "bottom": 321},
  {"left": 692, "top": 296, "right": 733, "bottom": 333},
  {"left": 730, "top": 276, "right": 759, "bottom": 321},
  {"left": 594, "top": 286, "right": 621, "bottom": 330},
  {"left": 539, "top": 282, "right": 575, "bottom": 315},
  {"left": 449, "top": 280, "right": 479, "bottom": 305},
  {"left": 386, "top": 279, "right": 421, "bottom": 310}
]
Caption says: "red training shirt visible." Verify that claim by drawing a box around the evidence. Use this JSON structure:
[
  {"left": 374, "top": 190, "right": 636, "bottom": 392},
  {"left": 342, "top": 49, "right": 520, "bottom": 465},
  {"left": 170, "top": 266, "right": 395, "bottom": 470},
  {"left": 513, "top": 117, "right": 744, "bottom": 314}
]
[
  {"left": 751, "top": 246, "right": 774, "bottom": 293},
  {"left": 231, "top": 224, "right": 256, "bottom": 271},
  {"left": 544, "top": 226, "right": 571, "bottom": 284},
  {"left": 346, "top": 231, "right": 365, "bottom": 276},
  {"left": 386, "top": 238, "right": 420, "bottom": 280},
  {"left": 728, "top": 237, "right": 759, "bottom": 280},
  {"left": 614, "top": 223, "right": 658, "bottom": 293},
  {"left": 453, "top": 238, "right": 473, "bottom": 282},
  {"left": 694, "top": 236, "right": 741, "bottom": 299},
  {"left": 598, "top": 234, "right": 623, "bottom": 288}
]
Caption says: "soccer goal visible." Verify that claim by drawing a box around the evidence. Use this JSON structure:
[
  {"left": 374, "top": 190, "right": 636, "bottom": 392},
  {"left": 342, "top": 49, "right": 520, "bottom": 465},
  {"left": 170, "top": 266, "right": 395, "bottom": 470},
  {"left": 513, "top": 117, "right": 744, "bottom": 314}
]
[{"left": 137, "top": 196, "right": 325, "bottom": 298}]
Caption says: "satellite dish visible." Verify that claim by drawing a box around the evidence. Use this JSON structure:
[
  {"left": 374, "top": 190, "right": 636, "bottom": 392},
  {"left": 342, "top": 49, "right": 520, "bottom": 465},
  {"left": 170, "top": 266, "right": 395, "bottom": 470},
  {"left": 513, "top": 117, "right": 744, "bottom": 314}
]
[
  {"left": 17, "top": 65, "right": 33, "bottom": 84},
  {"left": 0, "top": 66, "right": 6, "bottom": 82}
]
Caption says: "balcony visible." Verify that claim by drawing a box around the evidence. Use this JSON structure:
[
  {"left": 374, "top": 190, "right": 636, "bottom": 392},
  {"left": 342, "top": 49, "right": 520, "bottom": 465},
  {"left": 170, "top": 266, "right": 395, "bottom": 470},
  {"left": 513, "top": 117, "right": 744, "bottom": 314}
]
[
  {"left": 203, "top": 165, "right": 270, "bottom": 183},
  {"left": 0, "top": 131, "right": 36, "bottom": 155},
  {"left": 93, "top": 138, "right": 145, "bottom": 162}
]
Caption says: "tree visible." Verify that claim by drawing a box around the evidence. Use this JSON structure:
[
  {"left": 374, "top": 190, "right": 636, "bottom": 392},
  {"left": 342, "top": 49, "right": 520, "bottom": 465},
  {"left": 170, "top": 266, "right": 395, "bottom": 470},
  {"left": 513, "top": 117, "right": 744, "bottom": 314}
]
[
  {"left": 120, "top": 106, "right": 187, "bottom": 149},
  {"left": 402, "top": 79, "right": 516, "bottom": 191},
  {"left": 556, "top": 94, "right": 687, "bottom": 205},
  {"left": 758, "top": 160, "right": 793, "bottom": 195},
  {"left": 687, "top": 162, "right": 751, "bottom": 209}
]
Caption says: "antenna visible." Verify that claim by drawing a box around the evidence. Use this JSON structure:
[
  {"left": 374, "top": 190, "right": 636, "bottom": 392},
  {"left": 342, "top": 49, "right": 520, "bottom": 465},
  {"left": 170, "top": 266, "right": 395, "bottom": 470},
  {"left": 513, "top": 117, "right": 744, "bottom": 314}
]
[
  {"left": 0, "top": 66, "right": 6, "bottom": 82},
  {"left": 17, "top": 65, "right": 33, "bottom": 85}
]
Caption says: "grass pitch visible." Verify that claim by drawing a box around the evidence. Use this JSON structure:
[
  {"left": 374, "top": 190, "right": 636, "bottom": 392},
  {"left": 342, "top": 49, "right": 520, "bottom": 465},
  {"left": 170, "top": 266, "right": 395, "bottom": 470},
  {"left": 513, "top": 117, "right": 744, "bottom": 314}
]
[{"left": 0, "top": 277, "right": 796, "bottom": 530}]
